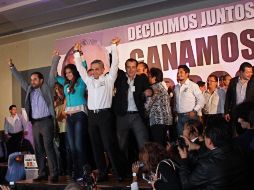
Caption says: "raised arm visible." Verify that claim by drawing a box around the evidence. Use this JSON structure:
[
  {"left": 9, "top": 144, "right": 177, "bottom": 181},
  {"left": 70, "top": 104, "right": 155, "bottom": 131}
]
[
  {"left": 108, "top": 43, "right": 119, "bottom": 82},
  {"left": 8, "top": 59, "right": 29, "bottom": 91},
  {"left": 74, "top": 52, "right": 89, "bottom": 84},
  {"left": 48, "top": 51, "right": 61, "bottom": 88}
]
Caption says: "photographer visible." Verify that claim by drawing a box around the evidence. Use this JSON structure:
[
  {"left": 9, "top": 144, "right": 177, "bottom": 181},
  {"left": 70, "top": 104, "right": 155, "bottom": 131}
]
[
  {"left": 167, "top": 119, "right": 205, "bottom": 165},
  {"left": 178, "top": 118, "right": 249, "bottom": 190},
  {"left": 182, "top": 119, "right": 204, "bottom": 145},
  {"left": 131, "top": 142, "right": 181, "bottom": 190}
]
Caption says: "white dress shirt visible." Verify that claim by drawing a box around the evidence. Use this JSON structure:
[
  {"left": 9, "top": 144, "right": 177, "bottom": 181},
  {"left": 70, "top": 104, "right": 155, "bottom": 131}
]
[
  {"left": 174, "top": 79, "right": 204, "bottom": 113},
  {"left": 75, "top": 44, "right": 119, "bottom": 110},
  {"left": 4, "top": 114, "right": 28, "bottom": 134},
  {"left": 202, "top": 88, "right": 225, "bottom": 114},
  {"left": 127, "top": 76, "right": 138, "bottom": 111},
  {"left": 236, "top": 79, "right": 248, "bottom": 105}
]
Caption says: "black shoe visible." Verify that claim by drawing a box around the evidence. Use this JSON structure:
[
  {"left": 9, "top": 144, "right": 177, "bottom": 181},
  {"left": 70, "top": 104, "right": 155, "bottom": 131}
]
[
  {"left": 96, "top": 174, "right": 108, "bottom": 183},
  {"left": 33, "top": 175, "right": 48, "bottom": 182},
  {"left": 49, "top": 175, "right": 59, "bottom": 183}
]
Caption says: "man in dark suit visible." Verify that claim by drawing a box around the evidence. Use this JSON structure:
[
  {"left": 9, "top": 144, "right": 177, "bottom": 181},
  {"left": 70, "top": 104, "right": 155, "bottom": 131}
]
[
  {"left": 8, "top": 57, "right": 59, "bottom": 183},
  {"left": 178, "top": 118, "right": 249, "bottom": 190},
  {"left": 112, "top": 58, "right": 152, "bottom": 161},
  {"left": 224, "top": 62, "right": 254, "bottom": 136}
]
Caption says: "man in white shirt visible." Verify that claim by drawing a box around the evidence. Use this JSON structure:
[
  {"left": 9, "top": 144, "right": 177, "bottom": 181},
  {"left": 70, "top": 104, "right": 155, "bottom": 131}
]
[
  {"left": 174, "top": 65, "right": 204, "bottom": 136},
  {"left": 4, "top": 105, "right": 28, "bottom": 155},
  {"left": 74, "top": 38, "right": 125, "bottom": 182},
  {"left": 202, "top": 75, "right": 225, "bottom": 125}
]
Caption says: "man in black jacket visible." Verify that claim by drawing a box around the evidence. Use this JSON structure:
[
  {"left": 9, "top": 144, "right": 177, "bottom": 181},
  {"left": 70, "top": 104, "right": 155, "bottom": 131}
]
[
  {"left": 224, "top": 62, "right": 254, "bottom": 135},
  {"left": 112, "top": 58, "right": 152, "bottom": 160},
  {"left": 178, "top": 118, "right": 249, "bottom": 190}
]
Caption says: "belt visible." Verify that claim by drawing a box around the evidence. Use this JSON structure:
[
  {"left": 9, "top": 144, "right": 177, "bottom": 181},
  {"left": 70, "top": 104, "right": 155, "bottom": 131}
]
[
  {"left": 127, "top": 111, "right": 139, "bottom": 114},
  {"left": 177, "top": 112, "right": 190, "bottom": 116},
  {"left": 89, "top": 108, "right": 110, "bottom": 114},
  {"left": 32, "top": 115, "right": 52, "bottom": 122}
]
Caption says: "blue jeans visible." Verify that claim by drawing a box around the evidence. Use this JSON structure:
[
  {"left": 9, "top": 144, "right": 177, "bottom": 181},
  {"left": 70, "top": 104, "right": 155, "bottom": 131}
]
[
  {"left": 67, "top": 111, "right": 88, "bottom": 178},
  {"left": 177, "top": 113, "right": 198, "bottom": 136}
]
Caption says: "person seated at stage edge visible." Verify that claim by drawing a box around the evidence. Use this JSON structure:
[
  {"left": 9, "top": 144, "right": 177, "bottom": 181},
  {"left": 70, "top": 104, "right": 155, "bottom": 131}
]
[
  {"left": 178, "top": 117, "right": 250, "bottom": 190},
  {"left": 131, "top": 142, "right": 181, "bottom": 190}
]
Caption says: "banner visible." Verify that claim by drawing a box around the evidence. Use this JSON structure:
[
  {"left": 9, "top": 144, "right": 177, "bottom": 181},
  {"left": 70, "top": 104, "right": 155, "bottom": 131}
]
[{"left": 55, "top": 0, "right": 254, "bottom": 85}]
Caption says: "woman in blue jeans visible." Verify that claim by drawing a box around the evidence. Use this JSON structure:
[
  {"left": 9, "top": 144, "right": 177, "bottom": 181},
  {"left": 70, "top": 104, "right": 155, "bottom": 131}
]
[{"left": 52, "top": 51, "right": 89, "bottom": 180}]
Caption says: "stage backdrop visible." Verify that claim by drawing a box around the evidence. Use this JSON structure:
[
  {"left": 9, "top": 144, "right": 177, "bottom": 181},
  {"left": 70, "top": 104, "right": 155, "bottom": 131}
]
[{"left": 55, "top": 0, "right": 254, "bottom": 85}]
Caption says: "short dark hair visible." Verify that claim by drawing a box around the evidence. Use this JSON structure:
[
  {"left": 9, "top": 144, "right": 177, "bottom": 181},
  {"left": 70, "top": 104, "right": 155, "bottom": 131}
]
[
  {"left": 197, "top": 81, "right": 205, "bottom": 87},
  {"left": 149, "top": 68, "right": 163, "bottom": 83},
  {"left": 223, "top": 74, "right": 231, "bottom": 81},
  {"left": 178, "top": 65, "right": 190, "bottom": 73},
  {"left": 239, "top": 62, "right": 252, "bottom": 72},
  {"left": 9, "top": 105, "right": 16, "bottom": 110},
  {"left": 205, "top": 118, "right": 231, "bottom": 147},
  {"left": 91, "top": 59, "right": 104, "bottom": 68},
  {"left": 125, "top": 58, "right": 138, "bottom": 67},
  {"left": 235, "top": 102, "right": 254, "bottom": 124},
  {"left": 137, "top": 61, "right": 149, "bottom": 70},
  {"left": 208, "top": 74, "right": 218, "bottom": 82},
  {"left": 31, "top": 72, "right": 44, "bottom": 80},
  {"left": 185, "top": 119, "right": 204, "bottom": 136}
]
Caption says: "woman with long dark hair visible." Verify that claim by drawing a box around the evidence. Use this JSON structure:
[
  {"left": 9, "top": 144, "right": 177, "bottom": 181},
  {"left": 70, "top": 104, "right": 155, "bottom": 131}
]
[
  {"left": 131, "top": 142, "right": 181, "bottom": 190},
  {"left": 52, "top": 51, "right": 89, "bottom": 181}
]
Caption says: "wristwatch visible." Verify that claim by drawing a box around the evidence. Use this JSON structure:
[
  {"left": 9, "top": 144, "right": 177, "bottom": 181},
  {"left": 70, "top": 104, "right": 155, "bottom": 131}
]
[{"left": 132, "top": 172, "right": 137, "bottom": 177}]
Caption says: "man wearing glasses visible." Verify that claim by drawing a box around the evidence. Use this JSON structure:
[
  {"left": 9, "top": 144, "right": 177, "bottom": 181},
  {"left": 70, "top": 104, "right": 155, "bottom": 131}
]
[{"left": 202, "top": 75, "right": 225, "bottom": 125}]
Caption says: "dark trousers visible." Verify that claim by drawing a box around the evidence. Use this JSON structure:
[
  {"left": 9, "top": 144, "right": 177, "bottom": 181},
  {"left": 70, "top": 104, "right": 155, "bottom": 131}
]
[
  {"left": 32, "top": 118, "right": 58, "bottom": 177},
  {"left": 150, "top": 125, "right": 169, "bottom": 146},
  {"left": 6, "top": 131, "right": 23, "bottom": 156},
  {"left": 116, "top": 113, "right": 148, "bottom": 156},
  {"left": 67, "top": 112, "right": 89, "bottom": 178},
  {"left": 88, "top": 109, "right": 124, "bottom": 177},
  {"left": 58, "top": 132, "right": 72, "bottom": 175}
]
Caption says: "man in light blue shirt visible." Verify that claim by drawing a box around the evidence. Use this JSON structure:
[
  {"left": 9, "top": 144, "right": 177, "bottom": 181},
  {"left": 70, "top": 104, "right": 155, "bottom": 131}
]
[{"left": 8, "top": 58, "right": 58, "bottom": 183}]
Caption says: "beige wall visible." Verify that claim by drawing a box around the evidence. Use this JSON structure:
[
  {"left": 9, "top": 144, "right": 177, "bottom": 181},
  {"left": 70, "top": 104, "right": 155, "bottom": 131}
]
[{"left": 0, "top": 0, "right": 237, "bottom": 129}]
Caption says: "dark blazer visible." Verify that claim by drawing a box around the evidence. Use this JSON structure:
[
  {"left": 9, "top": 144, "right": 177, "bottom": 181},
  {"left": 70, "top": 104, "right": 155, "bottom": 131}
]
[
  {"left": 224, "top": 76, "right": 254, "bottom": 115},
  {"left": 154, "top": 159, "right": 182, "bottom": 190},
  {"left": 112, "top": 71, "right": 151, "bottom": 118},
  {"left": 10, "top": 56, "right": 60, "bottom": 121},
  {"left": 179, "top": 144, "right": 249, "bottom": 190}
]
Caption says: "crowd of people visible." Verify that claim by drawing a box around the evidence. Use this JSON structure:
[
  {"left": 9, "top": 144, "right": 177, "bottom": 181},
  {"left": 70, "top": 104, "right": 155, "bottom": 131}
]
[{"left": 2, "top": 37, "right": 254, "bottom": 190}]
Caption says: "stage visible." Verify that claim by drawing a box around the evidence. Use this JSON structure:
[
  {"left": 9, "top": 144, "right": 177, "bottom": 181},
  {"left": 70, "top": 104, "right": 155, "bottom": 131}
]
[{"left": 13, "top": 175, "right": 152, "bottom": 190}]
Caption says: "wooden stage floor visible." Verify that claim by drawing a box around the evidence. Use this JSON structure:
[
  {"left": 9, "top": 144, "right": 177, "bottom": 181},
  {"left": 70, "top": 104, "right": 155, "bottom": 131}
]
[{"left": 14, "top": 175, "right": 152, "bottom": 190}]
